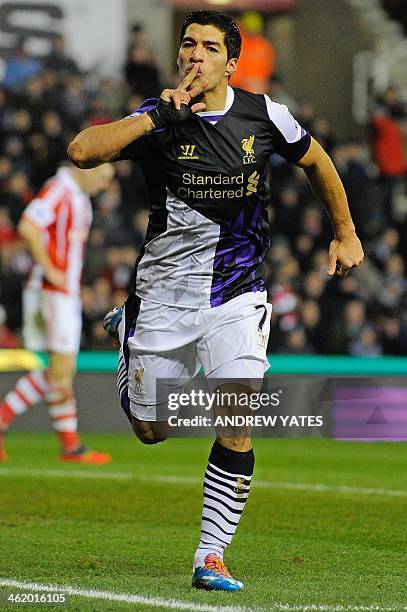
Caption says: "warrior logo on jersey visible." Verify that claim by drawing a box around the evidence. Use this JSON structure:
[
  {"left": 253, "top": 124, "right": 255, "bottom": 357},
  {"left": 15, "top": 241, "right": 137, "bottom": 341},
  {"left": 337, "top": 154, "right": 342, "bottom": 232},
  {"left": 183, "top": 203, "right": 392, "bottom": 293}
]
[
  {"left": 241, "top": 135, "right": 256, "bottom": 165},
  {"left": 178, "top": 144, "right": 199, "bottom": 160}
]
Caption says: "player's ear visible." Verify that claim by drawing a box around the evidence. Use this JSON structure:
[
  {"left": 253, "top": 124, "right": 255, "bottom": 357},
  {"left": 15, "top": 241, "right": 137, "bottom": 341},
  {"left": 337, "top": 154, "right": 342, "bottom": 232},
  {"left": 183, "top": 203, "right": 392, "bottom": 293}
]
[{"left": 225, "top": 58, "right": 237, "bottom": 78}]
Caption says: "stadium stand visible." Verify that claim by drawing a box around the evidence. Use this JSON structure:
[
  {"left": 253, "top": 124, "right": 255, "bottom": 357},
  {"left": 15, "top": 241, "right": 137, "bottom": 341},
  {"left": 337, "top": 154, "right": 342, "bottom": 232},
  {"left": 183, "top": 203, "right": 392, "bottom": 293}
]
[{"left": 0, "top": 36, "right": 406, "bottom": 355}]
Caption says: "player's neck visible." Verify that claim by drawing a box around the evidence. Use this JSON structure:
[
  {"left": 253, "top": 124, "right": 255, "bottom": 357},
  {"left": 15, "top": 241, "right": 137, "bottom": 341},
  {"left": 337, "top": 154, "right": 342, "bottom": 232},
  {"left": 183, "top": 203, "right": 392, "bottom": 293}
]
[{"left": 201, "top": 83, "right": 228, "bottom": 112}]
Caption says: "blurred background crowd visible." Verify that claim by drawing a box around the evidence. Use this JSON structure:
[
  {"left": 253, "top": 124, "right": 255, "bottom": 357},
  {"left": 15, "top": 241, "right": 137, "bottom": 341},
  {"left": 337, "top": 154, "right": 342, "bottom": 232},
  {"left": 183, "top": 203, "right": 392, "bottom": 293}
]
[{"left": 0, "top": 6, "right": 406, "bottom": 356}]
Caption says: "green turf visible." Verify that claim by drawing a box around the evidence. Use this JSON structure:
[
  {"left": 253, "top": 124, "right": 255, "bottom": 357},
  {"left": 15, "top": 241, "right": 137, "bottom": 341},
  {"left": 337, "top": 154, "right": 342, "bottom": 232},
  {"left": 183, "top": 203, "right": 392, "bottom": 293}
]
[{"left": 0, "top": 433, "right": 406, "bottom": 611}]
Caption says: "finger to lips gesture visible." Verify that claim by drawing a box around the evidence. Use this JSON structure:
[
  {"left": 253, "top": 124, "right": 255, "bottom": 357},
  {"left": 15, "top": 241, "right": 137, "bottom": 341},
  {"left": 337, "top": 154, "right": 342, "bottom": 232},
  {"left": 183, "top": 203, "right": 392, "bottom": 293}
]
[{"left": 160, "top": 64, "right": 208, "bottom": 113}]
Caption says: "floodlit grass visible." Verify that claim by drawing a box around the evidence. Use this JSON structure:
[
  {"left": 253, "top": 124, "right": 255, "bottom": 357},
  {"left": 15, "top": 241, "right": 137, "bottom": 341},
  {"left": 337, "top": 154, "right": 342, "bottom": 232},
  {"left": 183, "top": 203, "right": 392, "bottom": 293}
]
[{"left": 0, "top": 433, "right": 406, "bottom": 610}]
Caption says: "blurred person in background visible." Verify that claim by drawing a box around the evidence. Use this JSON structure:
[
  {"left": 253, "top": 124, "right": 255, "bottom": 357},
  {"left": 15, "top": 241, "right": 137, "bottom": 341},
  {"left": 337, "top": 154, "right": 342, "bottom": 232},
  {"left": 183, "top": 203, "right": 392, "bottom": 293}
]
[
  {"left": 124, "top": 23, "right": 162, "bottom": 99},
  {"left": 377, "top": 253, "right": 406, "bottom": 310},
  {"left": 45, "top": 33, "right": 79, "bottom": 76},
  {"left": 0, "top": 163, "right": 114, "bottom": 464},
  {"left": 3, "top": 38, "right": 43, "bottom": 90},
  {"left": 230, "top": 11, "right": 275, "bottom": 94},
  {"left": 349, "top": 324, "right": 383, "bottom": 357},
  {"left": 370, "top": 86, "right": 407, "bottom": 222},
  {"left": 300, "top": 298, "right": 324, "bottom": 353},
  {"left": 0, "top": 304, "right": 19, "bottom": 349},
  {"left": 0, "top": 11, "right": 403, "bottom": 356}
]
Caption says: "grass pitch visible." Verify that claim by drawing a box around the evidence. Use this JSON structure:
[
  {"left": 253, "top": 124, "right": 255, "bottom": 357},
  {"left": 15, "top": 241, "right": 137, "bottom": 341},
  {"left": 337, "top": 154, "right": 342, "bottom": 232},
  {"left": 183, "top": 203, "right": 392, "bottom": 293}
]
[{"left": 0, "top": 433, "right": 406, "bottom": 611}]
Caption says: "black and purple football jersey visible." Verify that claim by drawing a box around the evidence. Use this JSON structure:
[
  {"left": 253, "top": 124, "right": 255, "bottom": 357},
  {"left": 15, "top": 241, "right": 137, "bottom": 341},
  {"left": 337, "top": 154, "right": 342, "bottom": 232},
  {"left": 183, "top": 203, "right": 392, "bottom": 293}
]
[{"left": 118, "top": 86, "right": 310, "bottom": 308}]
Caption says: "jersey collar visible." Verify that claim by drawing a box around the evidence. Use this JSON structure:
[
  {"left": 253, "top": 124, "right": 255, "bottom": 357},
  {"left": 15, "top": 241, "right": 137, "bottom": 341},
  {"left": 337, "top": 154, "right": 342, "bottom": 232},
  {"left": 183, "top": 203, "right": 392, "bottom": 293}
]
[{"left": 196, "top": 86, "right": 235, "bottom": 118}]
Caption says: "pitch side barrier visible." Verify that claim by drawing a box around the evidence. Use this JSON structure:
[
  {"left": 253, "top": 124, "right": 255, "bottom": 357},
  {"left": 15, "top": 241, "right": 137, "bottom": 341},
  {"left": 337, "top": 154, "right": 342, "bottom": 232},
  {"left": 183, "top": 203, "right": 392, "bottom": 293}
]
[{"left": 0, "top": 351, "right": 406, "bottom": 438}]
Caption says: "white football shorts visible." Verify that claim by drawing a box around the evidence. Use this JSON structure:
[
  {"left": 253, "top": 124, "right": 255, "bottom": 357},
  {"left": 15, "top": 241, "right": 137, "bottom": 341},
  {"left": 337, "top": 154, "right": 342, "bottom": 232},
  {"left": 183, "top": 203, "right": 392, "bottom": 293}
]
[
  {"left": 117, "top": 291, "right": 272, "bottom": 421},
  {"left": 23, "top": 288, "right": 82, "bottom": 354}
]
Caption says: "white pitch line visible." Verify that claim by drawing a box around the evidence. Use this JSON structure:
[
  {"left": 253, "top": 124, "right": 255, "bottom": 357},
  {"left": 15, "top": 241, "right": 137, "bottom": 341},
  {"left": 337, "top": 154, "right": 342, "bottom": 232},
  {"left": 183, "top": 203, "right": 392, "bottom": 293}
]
[
  {"left": 0, "top": 467, "right": 406, "bottom": 498},
  {"left": 0, "top": 579, "right": 252, "bottom": 611},
  {"left": 146, "top": 475, "right": 407, "bottom": 499},
  {"left": 272, "top": 606, "right": 405, "bottom": 611},
  {"left": 0, "top": 467, "right": 132, "bottom": 480},
  {"left": 0, "top": 580, "right": 403, "bottom": 611}
]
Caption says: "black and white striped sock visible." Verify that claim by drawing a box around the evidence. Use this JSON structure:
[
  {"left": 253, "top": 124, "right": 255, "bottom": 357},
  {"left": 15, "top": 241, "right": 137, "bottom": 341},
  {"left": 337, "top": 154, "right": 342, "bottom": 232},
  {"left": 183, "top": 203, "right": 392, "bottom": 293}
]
[{"left": 194, "top": 440, "right": 254, "bottom": 568}]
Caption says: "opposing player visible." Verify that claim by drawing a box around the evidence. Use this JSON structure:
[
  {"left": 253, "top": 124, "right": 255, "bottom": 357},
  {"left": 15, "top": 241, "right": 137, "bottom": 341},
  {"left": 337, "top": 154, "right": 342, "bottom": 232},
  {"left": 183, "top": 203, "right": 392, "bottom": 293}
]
[
  {"left": 68, "top": 11, "right": 364, "bottom": 590},
  {"left": 0, "top": 163, "right": 114, "bottom": 464}
]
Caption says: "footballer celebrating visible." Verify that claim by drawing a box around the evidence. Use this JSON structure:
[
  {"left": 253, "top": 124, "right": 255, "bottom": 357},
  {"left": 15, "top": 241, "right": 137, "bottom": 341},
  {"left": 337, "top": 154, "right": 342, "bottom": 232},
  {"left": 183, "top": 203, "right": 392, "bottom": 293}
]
[{"left": 68, "top": 11, "right": 364, "bottom": 591}]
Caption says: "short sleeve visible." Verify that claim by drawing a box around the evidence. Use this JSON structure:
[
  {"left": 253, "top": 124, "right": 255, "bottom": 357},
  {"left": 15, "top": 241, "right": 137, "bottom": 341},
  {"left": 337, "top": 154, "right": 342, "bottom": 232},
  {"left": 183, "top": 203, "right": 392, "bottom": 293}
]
[
  {"left": 23, "top": 181, "right": 65, "bottom": 228},
  {"left": 116, "top": 99, "right": 159, "bottom": 161},
  {"left": 264, "top": 95, "right": 311, "bottom": 163}
]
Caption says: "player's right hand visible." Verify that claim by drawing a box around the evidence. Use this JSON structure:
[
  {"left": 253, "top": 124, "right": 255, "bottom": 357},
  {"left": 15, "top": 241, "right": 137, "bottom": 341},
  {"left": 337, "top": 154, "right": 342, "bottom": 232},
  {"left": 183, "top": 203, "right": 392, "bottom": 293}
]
[
  {"left": 44, "top": 266, "right": 67, "bottom": 290},
  {"left": 148, "top": 64, "right": 208, "bottom": 128}
]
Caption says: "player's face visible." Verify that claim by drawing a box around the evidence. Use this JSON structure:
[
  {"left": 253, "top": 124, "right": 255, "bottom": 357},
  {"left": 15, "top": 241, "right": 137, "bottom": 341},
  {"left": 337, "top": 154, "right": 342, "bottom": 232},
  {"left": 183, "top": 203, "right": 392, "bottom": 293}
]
[
  {"left": 178, "top": 24, "right": 237, "bottom": 91},
  {"left": 81, "top": 163, "right": 115, "bottom": 196}
]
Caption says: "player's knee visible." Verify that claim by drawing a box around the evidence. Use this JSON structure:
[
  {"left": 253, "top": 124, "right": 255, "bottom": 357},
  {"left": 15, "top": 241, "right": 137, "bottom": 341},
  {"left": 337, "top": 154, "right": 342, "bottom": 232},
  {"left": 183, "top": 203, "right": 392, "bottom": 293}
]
[
  {"left": 131, "top": 418, "right": 167, "bottom": 445},
  {"left": 47, "top": 363, "right": 75, "bottom": 388},
  {"left": 217, "top": 435, "right": 251, "bottom": 452},
  {"left": 47, "top": 373, "right": 73, "bottom": 390},
  {"left": 136, "top": 431, "right": 166, "bottom": 445}
]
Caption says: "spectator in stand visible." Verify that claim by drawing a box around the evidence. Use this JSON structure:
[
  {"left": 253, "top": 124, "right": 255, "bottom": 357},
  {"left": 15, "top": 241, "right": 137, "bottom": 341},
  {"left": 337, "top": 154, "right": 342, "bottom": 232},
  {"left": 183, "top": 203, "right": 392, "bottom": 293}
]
[
  {"left": 350, "top": 325, "right": 383, "bottom": 357},
  {"left": 371, "top": 227, "right": 400, "bottom": 269},
  {"left": 296, "top": 100, "right": 316, "bottom": 133},
  {"left": 300, "top": 299, "right": 324, "bottom": 353},
  {"left": 301, "top": 270, "right": 327, "bottom": 302},
  {"left": 0, "top": 208, "right": 18, "bottom": 244},
  {"left": 41, "top": 111, "right": 68, "bottom": 177},
  {"left": 0, "top": 240, "right": 30, "bottom": 332},
  {"left": 327, "top": 299, "right": 367, "bottom": 354},
  {"left": 0, "top": 170, "right": 34, "bottom": 225},
  {"left": 124, "top": 24, "right": 162, "bottom": 99},
  {"left": 371, "top": 87, "right": 407, "bottom": 221},
  {"left": 284, "top": 326, "right": 313, "bottom": 354},
  {"left": 83, "top": 227, "right": 108, "bottom": 285},
  {"left": 378, "top": 313, "right": 406, "bottom": 355},
  {"left": 0, "top": 35, "right": 405, "bottom": 355},
  {"left": 331, "top": 142, "right": 383, "bottom": 239},
  {"left": 20, "top": 76, "right": 49, "bottom": 127},
  {"left": 3, "top": 39, "right": 43, "bottom": 90},
  {"left": 377, "top": 254, "right": 406, "bottom": 310},
  {"left": 230, "top": 12, "right": 276, "bottom": 93},
  {"left": 311, "top": 116, "right": 337, "bottom": 154},
  {"left": 0, "top": 156, "right": 12, "bottom": 188},
  {"left": 60, "top": 75, "right": 87, "bottom": 130},
  {"left": 128, "top": 208, "right": 149, "bottom": 249},
  {"left": 0, "top": 305, "right": 19, "bottom": 349},
  {"left": 45, "top": 33, "right": 79, "bottom": 76},
  {"left": 0, "top": 87, "right": 12, "bottom": 131},
  {"left": 268, "top": 74, "right": 298, "bottom": 113}
]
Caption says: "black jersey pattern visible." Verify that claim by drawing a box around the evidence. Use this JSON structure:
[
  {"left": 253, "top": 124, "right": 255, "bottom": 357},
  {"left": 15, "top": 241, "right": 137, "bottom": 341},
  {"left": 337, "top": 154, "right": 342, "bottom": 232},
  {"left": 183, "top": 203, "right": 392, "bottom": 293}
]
[{"left": 119, "top": 88, "right": 310, "bottom": 308}]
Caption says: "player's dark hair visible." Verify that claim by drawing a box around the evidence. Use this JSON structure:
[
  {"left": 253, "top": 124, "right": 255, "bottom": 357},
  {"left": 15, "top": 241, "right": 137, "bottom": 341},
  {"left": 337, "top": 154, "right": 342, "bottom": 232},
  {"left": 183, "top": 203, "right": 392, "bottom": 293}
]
[{"left": 180, "top": 11, "right": 242, "bottom": 61}]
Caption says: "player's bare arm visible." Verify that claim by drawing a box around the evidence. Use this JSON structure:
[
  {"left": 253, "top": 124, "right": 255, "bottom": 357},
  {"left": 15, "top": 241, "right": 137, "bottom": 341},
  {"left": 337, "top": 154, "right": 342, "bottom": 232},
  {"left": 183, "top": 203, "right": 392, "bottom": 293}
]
[
  {"left": 296, "top": 137, "right": 364, "bottom": 278},
  {"left": 17, "top": 217, "right": 66, "bottom": 289},
  {"left": 67, "top": 64, "right": 208, "bottom": 169},
  {"left": 67, "top": 113, "right": 154, "bottom": 169}
]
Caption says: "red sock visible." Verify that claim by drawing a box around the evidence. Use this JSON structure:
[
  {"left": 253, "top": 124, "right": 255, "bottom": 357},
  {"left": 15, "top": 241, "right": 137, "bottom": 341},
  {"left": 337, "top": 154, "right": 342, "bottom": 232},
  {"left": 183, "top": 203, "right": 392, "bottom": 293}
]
[
  {"left": 46, "top": 386, "right": 81, "bottom": 452},
  {"left": 0, "top": 371, "right": 49, "bottom": 430}
]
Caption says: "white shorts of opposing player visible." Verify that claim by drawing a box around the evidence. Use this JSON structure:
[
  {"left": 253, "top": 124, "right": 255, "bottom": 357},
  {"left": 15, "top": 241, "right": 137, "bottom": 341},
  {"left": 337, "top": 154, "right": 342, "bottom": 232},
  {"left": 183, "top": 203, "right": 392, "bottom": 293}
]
[
  {"left": 23, "top": 288, "right": 82, "bottom": 354},
  {"left": 119, "top": 291, "right": 272, "bottom": 421}
]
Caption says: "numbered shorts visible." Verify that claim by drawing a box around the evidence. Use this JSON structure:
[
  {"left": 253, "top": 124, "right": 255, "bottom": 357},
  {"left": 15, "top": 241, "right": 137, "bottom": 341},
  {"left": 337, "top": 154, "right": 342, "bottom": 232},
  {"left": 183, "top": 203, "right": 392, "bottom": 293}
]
[
  {"left": 117, "top": 291, "right": 272, "bottom": 422},
  {"left": 23, "top": 288, "right": 82, "bottom": 354}
]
